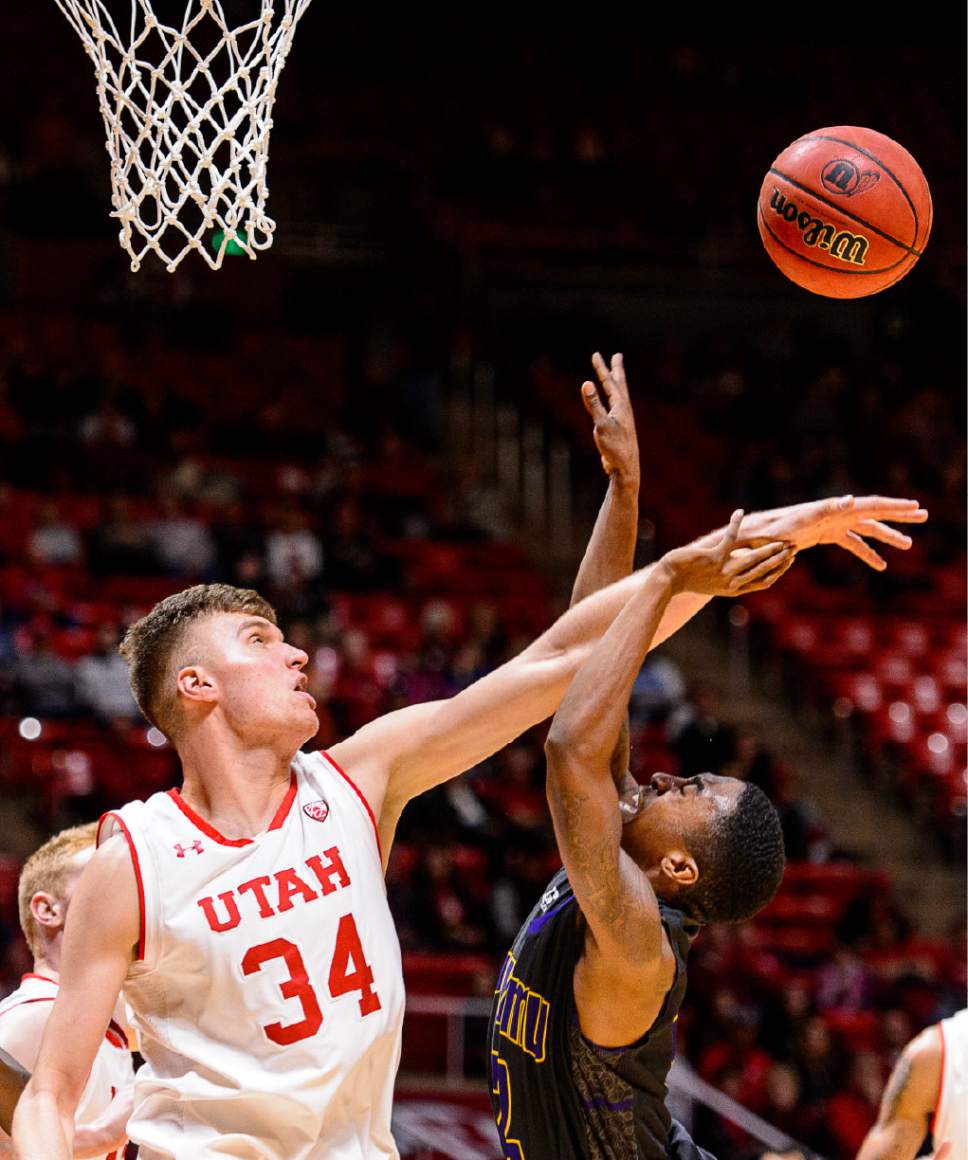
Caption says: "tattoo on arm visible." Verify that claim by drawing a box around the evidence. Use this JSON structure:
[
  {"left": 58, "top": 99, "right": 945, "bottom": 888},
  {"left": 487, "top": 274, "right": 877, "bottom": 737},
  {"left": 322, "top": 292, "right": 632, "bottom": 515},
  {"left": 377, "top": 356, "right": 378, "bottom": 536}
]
[{"left": 553, "top": 787, "right": 636, "bottom": 942}]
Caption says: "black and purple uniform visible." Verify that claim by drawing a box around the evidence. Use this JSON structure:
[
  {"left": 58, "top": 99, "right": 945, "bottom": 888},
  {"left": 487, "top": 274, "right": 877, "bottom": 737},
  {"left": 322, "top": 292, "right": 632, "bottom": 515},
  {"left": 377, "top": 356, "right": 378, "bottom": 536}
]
[{"left": 488, "top": 867, "right": 714, "bottom": 1160}]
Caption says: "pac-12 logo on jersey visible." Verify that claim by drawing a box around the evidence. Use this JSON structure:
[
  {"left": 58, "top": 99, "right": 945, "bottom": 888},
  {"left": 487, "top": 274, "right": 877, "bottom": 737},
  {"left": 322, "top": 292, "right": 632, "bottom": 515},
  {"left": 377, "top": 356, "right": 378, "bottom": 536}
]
[{"left": 303, "top": 799, "right": 330, "bottom": 823}]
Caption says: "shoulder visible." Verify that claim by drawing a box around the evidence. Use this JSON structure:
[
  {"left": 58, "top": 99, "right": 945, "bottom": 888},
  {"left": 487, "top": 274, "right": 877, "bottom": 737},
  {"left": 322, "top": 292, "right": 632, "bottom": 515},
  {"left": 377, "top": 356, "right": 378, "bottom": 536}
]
[
  {"left": 315, "top": 741, "right": 387, "bottom": 822},
  {"left": 72, "top": 835, "right": 141, "bottom": 946},
  {"left": 879, "top": 1025, "right": 943, "bottom": 1119},
  {"left": 902, "top": 1023, "right": 944, "bottom": 1079}
]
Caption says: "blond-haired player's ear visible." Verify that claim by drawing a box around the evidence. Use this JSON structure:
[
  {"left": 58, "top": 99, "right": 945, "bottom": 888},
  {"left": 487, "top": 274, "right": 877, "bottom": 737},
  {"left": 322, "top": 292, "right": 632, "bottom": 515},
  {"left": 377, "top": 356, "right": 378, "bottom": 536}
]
[{"left": 29, "top": 892, "right": 63, "bottom": 934}]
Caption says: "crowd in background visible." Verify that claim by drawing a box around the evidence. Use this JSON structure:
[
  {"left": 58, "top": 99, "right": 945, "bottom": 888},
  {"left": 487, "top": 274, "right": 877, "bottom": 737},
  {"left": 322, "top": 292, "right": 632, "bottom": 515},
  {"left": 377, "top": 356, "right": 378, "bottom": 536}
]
[
  {"left": 0, "top": 25, "right": 963, "bottom": 1160},
  {"left": 0, "top": 308, "right": 963, "bottom": 1158}
]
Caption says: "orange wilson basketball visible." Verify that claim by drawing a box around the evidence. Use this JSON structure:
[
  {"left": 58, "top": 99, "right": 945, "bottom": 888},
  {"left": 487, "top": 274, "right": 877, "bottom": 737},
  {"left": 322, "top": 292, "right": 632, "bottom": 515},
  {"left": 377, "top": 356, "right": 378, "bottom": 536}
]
[{"left": 757, "top": 126, "right": 932, "bottom": 298}]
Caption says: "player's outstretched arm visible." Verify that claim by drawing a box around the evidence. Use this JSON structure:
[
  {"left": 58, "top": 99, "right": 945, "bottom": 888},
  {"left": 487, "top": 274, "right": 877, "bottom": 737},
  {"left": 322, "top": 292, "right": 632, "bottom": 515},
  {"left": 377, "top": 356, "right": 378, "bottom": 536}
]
[
  {"left": 569, "top": 352, "right": 640, "bottom": 793},
  {"left": 11, "top": 837, "right": 138, "bottom": 1160},
  {"left": 333, "top": 494, "right": 925, "bottom": 852},
  {"left": 545, "top": 516, "right": 791, "bottom": 1041},
  {"left": 856, "top": 1026, "right": 943, "bottom": 1160}
]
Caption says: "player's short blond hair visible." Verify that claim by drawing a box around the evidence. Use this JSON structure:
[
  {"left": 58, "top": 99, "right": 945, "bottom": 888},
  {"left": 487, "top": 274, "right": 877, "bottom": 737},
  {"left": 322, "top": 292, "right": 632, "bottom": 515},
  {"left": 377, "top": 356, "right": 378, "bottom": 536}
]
[
  {"left": 120, "top": 583, "right": 278, "bottom": 739},
  {"left": 17, "top": 823, "right": 98, "bottom": 960}
]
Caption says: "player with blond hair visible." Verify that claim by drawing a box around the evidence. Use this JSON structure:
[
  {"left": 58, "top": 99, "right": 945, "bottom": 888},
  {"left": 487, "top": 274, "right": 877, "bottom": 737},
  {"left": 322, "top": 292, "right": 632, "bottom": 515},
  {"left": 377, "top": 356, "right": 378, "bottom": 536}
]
[
  {"left": 0, "top": 825, "right": 132, "bottom": 1158},
  {"left": 13, "top": 356, "right": 927, "bottom": 1159}
]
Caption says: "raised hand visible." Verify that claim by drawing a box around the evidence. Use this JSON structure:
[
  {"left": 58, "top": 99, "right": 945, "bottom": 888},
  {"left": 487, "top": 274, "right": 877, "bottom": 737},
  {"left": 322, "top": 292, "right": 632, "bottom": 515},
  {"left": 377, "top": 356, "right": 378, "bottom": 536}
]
[
  {"left": 745, "top": 495, "right": 928, "bottom": 572},
  {"left": 580, "top": 352, "right": 640, "bottom": 486},
  {"left": 662, "top": 510, "right": 795, "bottom": 597}
]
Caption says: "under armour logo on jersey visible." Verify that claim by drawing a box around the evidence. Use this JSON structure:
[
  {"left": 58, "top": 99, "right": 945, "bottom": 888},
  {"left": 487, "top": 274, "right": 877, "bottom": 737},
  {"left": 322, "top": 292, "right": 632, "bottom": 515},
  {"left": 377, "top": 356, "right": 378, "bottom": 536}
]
[
  {"left": 303, "top": 799, "right": 330, "bottom": 823},
  {"left": 174, "top": 841, "right": 205, "bottom": 857}
]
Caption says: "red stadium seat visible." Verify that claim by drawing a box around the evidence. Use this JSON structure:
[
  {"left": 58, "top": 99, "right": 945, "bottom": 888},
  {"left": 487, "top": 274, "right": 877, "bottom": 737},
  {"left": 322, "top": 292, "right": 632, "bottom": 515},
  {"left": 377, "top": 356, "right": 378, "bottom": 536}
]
[{"left": 823, "top": 1009, "right": 880, "bottom": 1052}]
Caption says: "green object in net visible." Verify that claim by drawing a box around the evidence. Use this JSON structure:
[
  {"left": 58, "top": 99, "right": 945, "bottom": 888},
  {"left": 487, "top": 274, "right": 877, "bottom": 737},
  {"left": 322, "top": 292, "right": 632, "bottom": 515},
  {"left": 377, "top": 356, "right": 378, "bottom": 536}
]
[{"left": 211, "top": 230, "right": 248, "bottom": 257}]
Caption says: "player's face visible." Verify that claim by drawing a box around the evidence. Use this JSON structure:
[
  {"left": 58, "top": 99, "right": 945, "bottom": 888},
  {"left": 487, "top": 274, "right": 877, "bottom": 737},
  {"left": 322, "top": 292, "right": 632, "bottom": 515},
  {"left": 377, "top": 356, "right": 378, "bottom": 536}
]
[
  {"left": 623, "top": 773, "right": 744, "bottom": 866},
  {"left": 192, "top": 613, "right": 319, "bottom": 747}
]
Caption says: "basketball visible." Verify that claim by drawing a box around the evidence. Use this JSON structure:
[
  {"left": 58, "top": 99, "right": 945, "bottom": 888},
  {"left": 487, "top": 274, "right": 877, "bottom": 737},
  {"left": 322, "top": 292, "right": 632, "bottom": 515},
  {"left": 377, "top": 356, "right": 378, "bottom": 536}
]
[{"left": 757, "top": 125, "right": 932, "bottom": 298}]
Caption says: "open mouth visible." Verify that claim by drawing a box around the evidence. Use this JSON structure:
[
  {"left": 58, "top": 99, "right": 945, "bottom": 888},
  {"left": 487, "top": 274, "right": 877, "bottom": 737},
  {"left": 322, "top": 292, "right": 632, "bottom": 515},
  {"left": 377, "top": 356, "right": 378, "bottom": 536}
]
[{"left": 293, "top": 677, "right": 316, "bottom": 710}]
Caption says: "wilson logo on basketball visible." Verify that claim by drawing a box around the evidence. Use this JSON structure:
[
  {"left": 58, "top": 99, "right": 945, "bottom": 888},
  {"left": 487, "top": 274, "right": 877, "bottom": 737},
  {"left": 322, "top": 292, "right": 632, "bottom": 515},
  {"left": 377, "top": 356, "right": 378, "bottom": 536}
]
[
  {"left": 821, "top": 159, "right": 881, "bottom": 197},
  {"left": 768, "top": 189, "right": 869, "bottom": 266},
  {"left": 303, "top": 799, "right": 330, "bottom": 822}
]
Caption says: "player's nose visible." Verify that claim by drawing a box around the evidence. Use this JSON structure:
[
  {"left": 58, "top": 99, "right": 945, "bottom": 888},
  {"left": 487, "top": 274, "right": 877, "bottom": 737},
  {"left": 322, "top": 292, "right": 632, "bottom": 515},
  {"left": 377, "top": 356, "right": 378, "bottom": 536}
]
[
  {"left": 649, "top": 772, "right": 682, "bottom": 795},
  {"left": 287, "top": 646, "right": 309, "bottom": 670}
]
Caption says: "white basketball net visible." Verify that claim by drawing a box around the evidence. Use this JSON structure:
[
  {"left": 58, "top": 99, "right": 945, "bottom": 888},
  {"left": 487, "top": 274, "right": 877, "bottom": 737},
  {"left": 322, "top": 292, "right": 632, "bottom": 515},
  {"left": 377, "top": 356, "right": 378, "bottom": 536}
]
[{"left": 53, "top": 0, "right": 313, "bottom": 272}]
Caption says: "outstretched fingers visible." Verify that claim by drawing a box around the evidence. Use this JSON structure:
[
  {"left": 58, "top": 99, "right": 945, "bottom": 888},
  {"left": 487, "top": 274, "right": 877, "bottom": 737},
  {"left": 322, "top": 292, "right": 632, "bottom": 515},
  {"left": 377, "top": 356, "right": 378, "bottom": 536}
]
[
  {"left": 855, "top": 519, "right": 913, "bottom": 550},
  {"left": 850, "top": 496, "right": 929, "bottom": 522},
  {"left": 590, "top": 351, "right": 629, "bottom": 406},
  {"left": 838, "top": 530, "right": 887, "bottom": 571}
]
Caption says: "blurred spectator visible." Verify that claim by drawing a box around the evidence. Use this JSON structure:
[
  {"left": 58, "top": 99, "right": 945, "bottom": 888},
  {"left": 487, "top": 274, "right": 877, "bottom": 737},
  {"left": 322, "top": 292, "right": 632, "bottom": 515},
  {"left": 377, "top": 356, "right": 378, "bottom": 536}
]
[
  {"left": 794, "top": 1015, "right": 846, "bottom": 1102},
  {"left": 477, "top": 743, "right": 548, "bottom": 836},
  {"left": 78, "top": 401, "right": 136, "bottom": 449},
  {"left": 409, "top": 845, "right": 489, "bottom": 951},
  {"left": 825, "top": 1052, "right": 884, "bottom": 1156},
  {"left": 212, "top": 500, "right": 267, "bottom": 588},
  {"left": 266, "top": 505, "right": 324, "bottom": 589},
  {"left": 816, "top": 946, "right": 874, "bottom": 1013},
  {"left": 758, "top": 1064, "right": 817, "bottom": 1147},
  {"left": 324, "top": 498, "right": 397, "bottom": 591},
  {"left": 90, "top": 496, "right": 157, "bottom": 576},
  {"left": 490, "top": 848, "right": 554, "bottom": 945},
  {"left": 630, "top": 654, "right": 686, "bottom": 722},
  {"left": 669, "top": 684, "right": 737, "bottom": 776},
  {"left": 150, "top": 494, "right": 215, "bottom": 578},
  {"left": 12, "top": 630, "right": 76, "bottom": 716},
  {"left": 27, "top": 502, "right": 83, "bottom": 566},
  {"left": 74, "top": 625, "right": 139, "bottom": 721}
]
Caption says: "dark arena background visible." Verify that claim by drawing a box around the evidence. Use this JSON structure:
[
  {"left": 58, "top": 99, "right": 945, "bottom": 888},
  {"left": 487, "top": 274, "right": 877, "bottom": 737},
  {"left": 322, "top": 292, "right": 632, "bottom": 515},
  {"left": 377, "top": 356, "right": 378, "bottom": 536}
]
[{"left": 0, "top": 16, "right": 965, "bottom": 1160}]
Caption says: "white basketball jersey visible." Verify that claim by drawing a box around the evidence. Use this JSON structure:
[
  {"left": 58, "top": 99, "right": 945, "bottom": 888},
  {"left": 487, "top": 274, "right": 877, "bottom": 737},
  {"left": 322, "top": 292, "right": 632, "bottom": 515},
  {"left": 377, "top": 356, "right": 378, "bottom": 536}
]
[
  {"left": 97, "top": 749, "right": 405, "bottom": 1160},
  {"left": 0, "top": 973, "right": 132, "bottom": 1159},
  {"left": 934, "top": 1008, "right": 968, "bottom": 1160}
]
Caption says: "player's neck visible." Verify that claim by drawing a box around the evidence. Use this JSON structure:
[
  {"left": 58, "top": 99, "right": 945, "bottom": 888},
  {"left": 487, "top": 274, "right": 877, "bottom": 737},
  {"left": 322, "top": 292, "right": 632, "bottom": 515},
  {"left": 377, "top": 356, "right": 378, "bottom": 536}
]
[
  {"left": 177, "top": 729, "right": 296, "bottom": 839},
  {"left": 30, "top": 955, "right": 58, "bottom": 984}
]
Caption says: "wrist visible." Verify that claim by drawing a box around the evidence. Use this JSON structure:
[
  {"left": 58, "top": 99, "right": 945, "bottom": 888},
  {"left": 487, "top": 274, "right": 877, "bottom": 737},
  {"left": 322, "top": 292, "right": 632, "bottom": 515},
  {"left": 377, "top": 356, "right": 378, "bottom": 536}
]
[
  {"left": 609, "top": 470, "right": 640, "bottom": 498},
  {"left": 652, "top": 556, "right": 686, "bottom": 595}
]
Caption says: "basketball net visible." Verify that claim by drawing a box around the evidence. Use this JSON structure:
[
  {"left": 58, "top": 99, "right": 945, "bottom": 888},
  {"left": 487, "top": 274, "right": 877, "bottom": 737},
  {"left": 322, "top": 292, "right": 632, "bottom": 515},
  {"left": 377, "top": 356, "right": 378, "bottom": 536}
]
[{"left": 53, "top": 0, "right": 313, "bottom": 272}]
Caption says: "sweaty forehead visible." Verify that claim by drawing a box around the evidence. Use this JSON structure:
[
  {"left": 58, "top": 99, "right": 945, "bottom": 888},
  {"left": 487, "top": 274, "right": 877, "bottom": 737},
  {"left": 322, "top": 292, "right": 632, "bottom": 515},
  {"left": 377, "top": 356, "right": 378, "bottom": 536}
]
[{"left": 707, "top": 775, "right": 745, "bottom": 811}]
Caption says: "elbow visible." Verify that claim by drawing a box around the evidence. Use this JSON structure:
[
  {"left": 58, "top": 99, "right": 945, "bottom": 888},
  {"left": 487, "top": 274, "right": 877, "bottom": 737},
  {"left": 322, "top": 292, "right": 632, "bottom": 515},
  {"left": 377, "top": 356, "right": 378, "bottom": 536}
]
[
  {"left": 545, "top": 728, "right": 597, "bottom": 774},
  {"left": 545, "top": 727, "right": 576, "bottom": 764}
]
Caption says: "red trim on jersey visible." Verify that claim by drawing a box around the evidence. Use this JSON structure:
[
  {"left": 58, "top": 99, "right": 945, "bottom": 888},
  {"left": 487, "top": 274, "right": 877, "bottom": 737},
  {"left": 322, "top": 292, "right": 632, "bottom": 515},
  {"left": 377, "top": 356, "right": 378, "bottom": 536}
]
[
  {"left": 0, "top": 997, "right": 55, "bottom": 1015},
  {"left": 167, "top": 771, "right": 297, "bottom": 845},
  {"left": 167, "top": 789, "right": 251, "bottom": 846},
  {"left": 99, "top": 811, "right": 147, "bottom": 962},
  {"left": 322, "top": 751, "right": 382, "bottom": 862},
  {"left": 21, "top": 973, "right": 58, "bottom": 985},
  {"left": 268, "top": 772, "right": 298, "bottom": 830},
  {"left": 105, "top": 1018, "right": 129, "bottom": 1050},
  {"left": 932, "top": 1021, "right": 946, "bottom": 1139}
]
